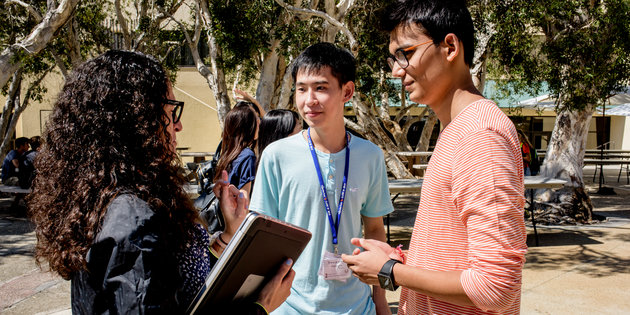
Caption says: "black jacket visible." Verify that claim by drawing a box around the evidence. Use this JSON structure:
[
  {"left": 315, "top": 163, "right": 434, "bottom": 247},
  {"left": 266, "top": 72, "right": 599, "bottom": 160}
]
[{"left": 71, "top": 195, "right": 267, "bottom": 314}]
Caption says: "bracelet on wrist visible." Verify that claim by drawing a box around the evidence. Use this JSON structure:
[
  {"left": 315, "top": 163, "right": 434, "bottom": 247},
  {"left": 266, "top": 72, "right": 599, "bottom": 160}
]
[
  {"left": 218, "top": 233, "right": 228, "bottom": 247},
  {"left": 209, "top": 231, "right": 226, "bottom": 249},
  {"left": 394, "top": 244, "right": 405, "bottom": 264}
]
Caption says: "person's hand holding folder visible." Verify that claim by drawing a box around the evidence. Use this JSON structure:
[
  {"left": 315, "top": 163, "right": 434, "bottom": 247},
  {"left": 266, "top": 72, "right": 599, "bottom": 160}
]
[{"left": 207, "top": 170, "right": 296, "bottom": 313}]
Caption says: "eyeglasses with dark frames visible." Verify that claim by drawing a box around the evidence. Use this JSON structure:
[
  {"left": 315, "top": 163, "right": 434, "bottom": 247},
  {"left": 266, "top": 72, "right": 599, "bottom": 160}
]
[
  {"left": 386, "top": 39, "right": 434, "bottom": 70},
  {"left": 164, "top": 99, "right": 184, "bottom": 124}
]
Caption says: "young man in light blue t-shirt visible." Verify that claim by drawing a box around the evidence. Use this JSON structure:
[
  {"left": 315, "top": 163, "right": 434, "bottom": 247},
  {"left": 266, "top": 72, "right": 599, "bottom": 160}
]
[{"left": 250, "top": 43, "right": 394, "bottom": 314}]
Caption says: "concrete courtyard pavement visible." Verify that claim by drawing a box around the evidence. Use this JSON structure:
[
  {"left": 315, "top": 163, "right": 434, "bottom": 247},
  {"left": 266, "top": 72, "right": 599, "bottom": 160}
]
[{"left": 1, "top": 165, "right": 629, "bottom": 314}]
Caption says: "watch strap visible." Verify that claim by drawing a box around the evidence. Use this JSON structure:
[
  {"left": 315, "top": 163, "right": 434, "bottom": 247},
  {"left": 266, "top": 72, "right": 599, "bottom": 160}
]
[{"left": 378, "top": 259, "right": 400, "bottom": 291}]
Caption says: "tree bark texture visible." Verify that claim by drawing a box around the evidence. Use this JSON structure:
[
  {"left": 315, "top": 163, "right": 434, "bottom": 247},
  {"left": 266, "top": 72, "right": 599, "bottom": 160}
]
[
  {"left": 0, "top": 0, "right": 80, "bottom": 89},
  {"left": 0, "top": 71, "right": 22, "bottom": 158},
  {"left": 535, "top": 107, "right": 594, "bottom": 224},
  {"left": 0, "top": 67, "right": 50, "bottom": 158}
]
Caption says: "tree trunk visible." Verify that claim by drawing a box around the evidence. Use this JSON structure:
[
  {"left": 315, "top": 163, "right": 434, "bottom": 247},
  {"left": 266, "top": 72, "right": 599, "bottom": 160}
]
[
  {"left": 255, "top": 40, "right": 283, "bottom": 111},
  {"left": 0, "top": 66, "right": 51, "bottom": 158},
  {"left": 199, "top": 0, "right": 231, "bottom": 125},
  {"left": 351, "top": 94, "right": 413, "bottom": 179},
  {"left": 535, "top": 107, "right": 594, "bottom": 224},
  {"left": 416, "top": 108, "right": 437, "bottom": 152},
  {"left": 0, "top": 0, "right": 80, "bottom": 88},
  {"left": 0, "top": 71, "right": 21, "bottom": 158}
]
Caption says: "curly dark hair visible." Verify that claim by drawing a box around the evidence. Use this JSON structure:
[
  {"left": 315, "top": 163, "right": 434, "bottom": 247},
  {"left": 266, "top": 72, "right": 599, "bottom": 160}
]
[{"left": 28, "top": 50, "right": 199, "bottom": 280}]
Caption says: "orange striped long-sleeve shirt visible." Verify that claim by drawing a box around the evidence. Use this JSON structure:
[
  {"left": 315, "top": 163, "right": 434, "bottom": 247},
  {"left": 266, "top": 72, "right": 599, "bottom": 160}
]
[{"left": 399, "top": 99, "right": 527, "bottom": 315}]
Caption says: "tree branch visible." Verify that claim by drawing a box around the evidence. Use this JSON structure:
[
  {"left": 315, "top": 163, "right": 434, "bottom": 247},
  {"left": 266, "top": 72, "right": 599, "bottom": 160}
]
[
  {"left": 275, "top": 0, "right": 358, "bottom": 54},
  {"left": 7, "top": 0, "right": 43, "bottom": 22},
  {"left": 114, "top": 0, "right": 132, "bottom": 49},
  {"left": 0, "top": 0, "right": 80, "bottom": 88}
]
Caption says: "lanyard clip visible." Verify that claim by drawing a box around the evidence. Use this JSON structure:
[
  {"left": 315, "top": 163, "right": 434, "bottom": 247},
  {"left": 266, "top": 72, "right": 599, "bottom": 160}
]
[{"left": 334, "top": 244, "right": 338, "bottom": 255}]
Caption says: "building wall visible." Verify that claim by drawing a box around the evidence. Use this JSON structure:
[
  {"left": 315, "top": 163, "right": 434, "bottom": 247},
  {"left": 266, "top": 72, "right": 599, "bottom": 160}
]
[
  {"left": 2, "top": 72, "right": 628, "bottom": 155},
  {"left": 171, "top": 67, "right": 223, "bottom": 161},
  {"left": 1, "top": 67, "right": 225, "bottom": 163},
  {"left": 611, "top": 116, "right": 630, "bottom": 150}
]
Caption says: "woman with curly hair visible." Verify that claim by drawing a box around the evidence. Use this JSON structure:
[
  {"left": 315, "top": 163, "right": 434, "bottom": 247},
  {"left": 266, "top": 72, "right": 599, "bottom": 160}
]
[
  {"left": 214, "top": 101, "right": 260, "bottom": 195},
  {"left": 28, "top": 50, "right": 293, "bottom": 313}
]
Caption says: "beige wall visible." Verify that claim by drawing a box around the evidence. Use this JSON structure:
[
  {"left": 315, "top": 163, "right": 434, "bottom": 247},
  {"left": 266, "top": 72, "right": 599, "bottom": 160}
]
[
  {"left": 611, "top": 116, "right": 630, "bottom": 150},
  {"left": 1, "top": 67, "right": 224, "bottom": 163},
  {"left": 3, "top": 72, "right": 629, "bottom": 154},
  {"left": 172, "top": 67, "right": 223, "bottom": 161}
]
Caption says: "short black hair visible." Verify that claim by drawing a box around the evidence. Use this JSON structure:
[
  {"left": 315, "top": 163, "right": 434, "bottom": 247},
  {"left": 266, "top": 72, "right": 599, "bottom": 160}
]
[
  {"left": 291, "top": 42, "right": 356, "bottom": 86},
  {"left": 382, "top": 0, "right": 475, "bottom": 66},
  {"left": 15, "top": 137, "right": 29, "bottom": 148}
]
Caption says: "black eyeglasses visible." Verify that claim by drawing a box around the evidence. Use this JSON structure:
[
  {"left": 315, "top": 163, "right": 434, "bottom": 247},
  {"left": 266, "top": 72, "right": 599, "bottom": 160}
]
[
  {"left": 164, "top": 99, "right": 184, "bottom": 124},
  {"left": 386, "top": 40, "right": 433, "bottom": 70}
]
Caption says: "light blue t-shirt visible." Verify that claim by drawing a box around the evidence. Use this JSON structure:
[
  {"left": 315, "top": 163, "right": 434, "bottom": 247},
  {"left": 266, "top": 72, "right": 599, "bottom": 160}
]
[{"left": 250, "top": 131, "right": 394, "bottom": 315}]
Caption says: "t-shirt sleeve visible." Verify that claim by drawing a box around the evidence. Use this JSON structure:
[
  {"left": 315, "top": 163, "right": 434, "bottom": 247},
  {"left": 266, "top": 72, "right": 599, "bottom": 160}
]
[
  {"left": 451, "top": 128, "right": 527, "bottom": 312},
  {"left": 361, "top": 147, "right": 394, "bottom": 217},
  {"left": 249, "top": 150, "right": 280, "bottom": 218},
  {"left": 231, "top": 150, "right": 257, "bottom": 190}
]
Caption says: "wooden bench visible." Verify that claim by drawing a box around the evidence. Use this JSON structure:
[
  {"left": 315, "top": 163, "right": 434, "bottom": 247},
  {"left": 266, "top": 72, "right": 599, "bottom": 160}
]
[
  {"left": 0, "top": 185, "right": 31, "bottom": 209},
  {"left": 412, "top": 164, "right": 429, "bottom": 170},
  {"left": 0, "top": 185, "right": 31, "bottom": 194}
]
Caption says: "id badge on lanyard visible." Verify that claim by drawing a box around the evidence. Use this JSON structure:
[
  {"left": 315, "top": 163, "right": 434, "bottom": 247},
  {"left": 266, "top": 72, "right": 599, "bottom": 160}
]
[{"left": 307, "top": 128, "right": 352, "bottom": 281}]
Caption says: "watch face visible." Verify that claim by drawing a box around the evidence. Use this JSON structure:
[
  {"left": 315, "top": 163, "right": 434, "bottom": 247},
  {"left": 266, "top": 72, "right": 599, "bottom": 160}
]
[
  {"left": 378, "top": 272, "right": 392, "bottom": 290},
  {"left": 378, "top": 259, "right": 398, "bottom": 291},
  {"left": 380, "top": 276, "right": 390, "bottom": 288}
]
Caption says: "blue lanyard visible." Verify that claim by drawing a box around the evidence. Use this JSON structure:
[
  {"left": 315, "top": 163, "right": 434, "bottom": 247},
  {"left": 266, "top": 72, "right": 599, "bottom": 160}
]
[{"left": 307, "top": 128, "right": 350, "bottom": 252}]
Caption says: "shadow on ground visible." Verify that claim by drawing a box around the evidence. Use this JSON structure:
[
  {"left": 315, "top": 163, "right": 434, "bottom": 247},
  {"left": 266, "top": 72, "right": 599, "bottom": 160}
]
[
  {"left": 526, "top": 239, "right": 630, "bottom": 278},
  {"left": 0, "top": 198, "right": 35, "bottom": 265}
]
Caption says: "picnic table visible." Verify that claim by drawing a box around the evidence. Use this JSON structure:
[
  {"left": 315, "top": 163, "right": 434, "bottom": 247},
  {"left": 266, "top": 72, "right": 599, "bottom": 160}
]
[
  {"left": 0, "top": 185, "right": 32, "bottom": 210},
  {"left": 523, "top": 176, "right": 568, "bottom": 246},
  {"left": 584, "top": 158, "right": 630, "bottom": 185},
  {"left": 180, "top": 151, "right": 214, "bottom": 163},
  {"left": 387, "top": 179, "right": 423, "bottom": 242},
  {"left": 384, "top": 176, "right": 567, "bottom": 245},
  {"left": 396, "top": 151, "right": 432, "bottom": 177}
]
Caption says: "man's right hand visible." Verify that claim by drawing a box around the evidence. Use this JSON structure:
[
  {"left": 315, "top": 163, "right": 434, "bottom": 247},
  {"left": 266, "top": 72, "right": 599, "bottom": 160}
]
[{"left": 256, "top": 259, "right": 295, "bottom": 312}]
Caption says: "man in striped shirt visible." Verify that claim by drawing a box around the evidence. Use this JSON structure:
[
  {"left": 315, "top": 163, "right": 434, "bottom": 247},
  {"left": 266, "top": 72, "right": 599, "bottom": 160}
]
[{"left": 342, "top": 1, "right": 527, "bottom": 314}]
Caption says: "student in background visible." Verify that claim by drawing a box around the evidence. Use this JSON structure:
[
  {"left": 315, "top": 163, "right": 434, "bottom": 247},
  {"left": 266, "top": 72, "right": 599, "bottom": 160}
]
[
  {"left": 257, "top": 109, "right": 301, "bottom": 155},
  {"left": 214, "top": 102, "right": 259, "bottom": 195},
  {"left": 518, "top": 130, "right": 537, "bottom": 176},
  {"left": 1, "top": 137, "right": 30, "bottom": 186}
]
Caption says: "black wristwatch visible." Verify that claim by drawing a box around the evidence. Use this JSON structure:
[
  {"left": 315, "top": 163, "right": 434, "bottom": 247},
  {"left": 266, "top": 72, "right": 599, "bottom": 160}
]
[{"left": 378, "top": 259, "right": 400, "bottom": 291}]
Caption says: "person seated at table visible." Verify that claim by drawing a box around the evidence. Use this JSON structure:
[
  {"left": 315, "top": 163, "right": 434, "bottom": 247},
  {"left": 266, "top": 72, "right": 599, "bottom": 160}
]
[
  {"left": 16, "top": 136, "right": 42, "bottom": 189},
  {"left": 257, "top": 109, "right": 301, "bottom": 155},
  {"left": 214, "top": 102, "right": 260, "bottom": 195},
  {"left": 28, "top": 50, "right": 294, "bottom": 314},
  {"left": 1, "top": 137, "right": 30, "bottom": 186}
]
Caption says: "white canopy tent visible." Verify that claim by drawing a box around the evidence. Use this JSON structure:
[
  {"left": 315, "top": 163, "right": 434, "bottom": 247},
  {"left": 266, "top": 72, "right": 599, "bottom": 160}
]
[
  {"left": 516, "top": 87, "right": 630, "bottom": 111},
  {"left": 600, "top": 103, "right": 630, "bottom": 116}
]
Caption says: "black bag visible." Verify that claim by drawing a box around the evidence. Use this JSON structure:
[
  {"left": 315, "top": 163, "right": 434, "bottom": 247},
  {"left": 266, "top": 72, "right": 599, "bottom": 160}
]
[
  {"left": 193, "top": 154, "right": 224, "bottom": 234},
  {"left": 194, "top": 188, "right": 224, "bottom": 234}
]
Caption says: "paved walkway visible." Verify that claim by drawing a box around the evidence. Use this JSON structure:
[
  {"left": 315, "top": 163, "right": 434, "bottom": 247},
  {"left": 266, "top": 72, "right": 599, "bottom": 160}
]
[{"left": 1, "top": 165, "right": 629, "bottom": 314}]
